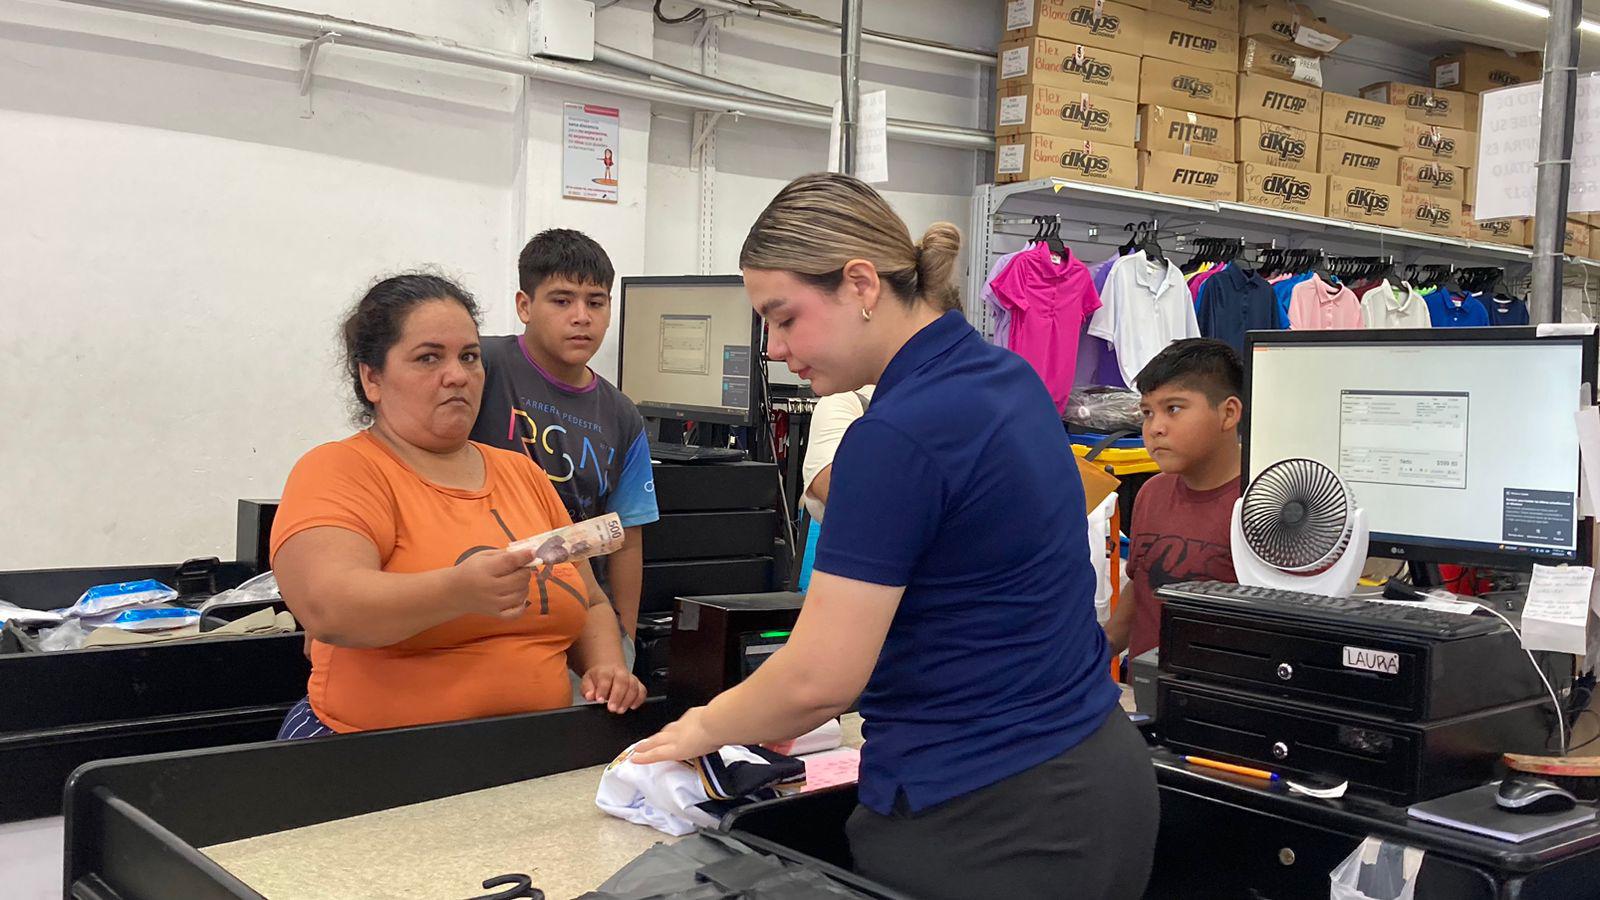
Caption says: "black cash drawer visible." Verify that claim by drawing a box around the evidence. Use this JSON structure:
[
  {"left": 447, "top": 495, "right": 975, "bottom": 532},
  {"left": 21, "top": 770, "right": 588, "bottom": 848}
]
[
  {"left": 1160, "top": 601, "right": 1559, "bottom": 721},
  {"left": 1157, "top": 677, "right": 1556, "bottom": 804}
]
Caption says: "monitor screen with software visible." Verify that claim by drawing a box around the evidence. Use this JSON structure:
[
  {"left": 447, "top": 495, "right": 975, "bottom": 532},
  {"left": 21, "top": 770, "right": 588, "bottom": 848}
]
[
  {"left": 617, "top": 275, "right": 761, "bottom": 426},
  {"left": 1243, "top": 327, "right": 1595, "bottom": 569}
]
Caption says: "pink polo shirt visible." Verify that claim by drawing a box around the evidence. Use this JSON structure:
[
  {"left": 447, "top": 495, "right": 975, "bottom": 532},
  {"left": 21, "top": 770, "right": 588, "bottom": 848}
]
[
  {"left": 1288, "top": 275, "right": 1364, "bottom": 330},
  {"left": 989, "top": 242, "right": 1102, "bottom": 412}
]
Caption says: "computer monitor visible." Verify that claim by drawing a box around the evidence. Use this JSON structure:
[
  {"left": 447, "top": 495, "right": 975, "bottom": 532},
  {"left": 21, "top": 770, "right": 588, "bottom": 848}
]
[
  {"left": 617, "top": 275, "right": 762, "bottom": 427},
  {"left": 1243, "top": 327, "right": 1597, "bottom": 569}
]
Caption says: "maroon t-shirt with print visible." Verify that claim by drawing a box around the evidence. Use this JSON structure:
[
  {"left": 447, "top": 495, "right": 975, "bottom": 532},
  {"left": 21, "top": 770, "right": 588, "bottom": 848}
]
[{"left": 1126, "top": 473, "right": 1240, "bottom": 659}]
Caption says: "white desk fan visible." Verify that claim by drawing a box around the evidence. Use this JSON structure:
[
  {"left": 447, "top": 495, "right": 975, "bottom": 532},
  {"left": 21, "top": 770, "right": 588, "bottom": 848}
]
[{"left": 1232, "top": 457, "right": 1370, "bottom": 597}]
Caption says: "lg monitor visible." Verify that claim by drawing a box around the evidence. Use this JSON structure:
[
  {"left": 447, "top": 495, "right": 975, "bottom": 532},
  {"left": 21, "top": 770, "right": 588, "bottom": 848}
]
[{"left": 1243, "top": 327, "right": 1596, "bottom": 569}]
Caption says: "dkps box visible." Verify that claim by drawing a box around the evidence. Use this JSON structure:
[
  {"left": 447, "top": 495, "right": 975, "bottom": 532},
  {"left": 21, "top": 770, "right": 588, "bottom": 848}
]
[{"left": 1238, "top": 162, "right": 1326, "bottom": 215}]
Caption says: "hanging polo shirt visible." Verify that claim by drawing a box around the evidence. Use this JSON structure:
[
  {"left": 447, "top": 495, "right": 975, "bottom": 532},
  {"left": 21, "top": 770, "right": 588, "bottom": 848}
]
[
  {"left": 815, "top": 310, "right": 1120, "bottom": 815},
  {"left": 1088, "top": 250, "right": 1199, "bottom": 386},
  {"left": 1187, "top": 264, "right": 1225, "bottom": 313},
  {"left": 1197, "top": 265, "right": 1279, "bottom": 353},
  {"left": 1360, "top": 280, "right": 1433, "bottom": 329},
  {"left": 1426, "top": 289, "right": 1490, "bottom": 327},
  {"left": 1273, "top": 272, "right": 1313, "bottom": 329},
  {"left": 1485, "top": 294, "right": 1531, "bottom": 326},
  {"left": 1289, "top": 275, "right": 1364, "bottom": 330},
  {"left": 980, "top": 249, "right": 1028, "bottom": 349},
  {"left": 990, "top": 243, "right": 1102, "bottom": 411}
]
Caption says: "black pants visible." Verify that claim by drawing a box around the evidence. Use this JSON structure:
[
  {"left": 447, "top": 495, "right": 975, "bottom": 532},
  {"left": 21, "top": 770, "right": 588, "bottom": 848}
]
[{"left": 846, "top": 708, "right": 1159, "bottom": 900}]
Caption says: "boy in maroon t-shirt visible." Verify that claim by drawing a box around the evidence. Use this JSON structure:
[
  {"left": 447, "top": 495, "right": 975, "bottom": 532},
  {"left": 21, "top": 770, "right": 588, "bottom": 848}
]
[{"left": 1106, "top": 339, "right": 1243, "bottom": 661}]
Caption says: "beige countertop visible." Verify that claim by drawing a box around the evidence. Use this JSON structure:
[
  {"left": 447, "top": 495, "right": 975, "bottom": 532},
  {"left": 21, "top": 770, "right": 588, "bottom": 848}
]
[{"left": 203, "top": 714, "right": 867, "bottom": 900}]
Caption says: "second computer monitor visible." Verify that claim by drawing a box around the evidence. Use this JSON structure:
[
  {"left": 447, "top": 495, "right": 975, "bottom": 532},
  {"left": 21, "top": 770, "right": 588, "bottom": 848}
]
[
  {"left": 617, "top": 275, "right": 761, "bottom": 427},
  {"left": 1244, "top": 327, "right": 1595, "bottom": 569}
]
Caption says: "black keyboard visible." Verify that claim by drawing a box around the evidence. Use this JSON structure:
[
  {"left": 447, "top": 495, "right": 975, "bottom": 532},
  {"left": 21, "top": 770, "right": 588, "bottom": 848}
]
[
  {"left": 1157, "top": 582, "right": 1504, "bottom": 640},
  {"left": 648, "top": 442, "right": 747, "bottom": 463}
]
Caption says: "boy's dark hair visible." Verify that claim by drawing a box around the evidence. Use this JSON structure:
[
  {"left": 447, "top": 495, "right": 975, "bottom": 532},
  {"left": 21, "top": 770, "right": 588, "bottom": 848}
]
[
  {"left": 1134, "top": 339, "right": 1244, "bottom": 406},
  {"left": 518, "top": 228, "right": 615, "bottom": 296}
]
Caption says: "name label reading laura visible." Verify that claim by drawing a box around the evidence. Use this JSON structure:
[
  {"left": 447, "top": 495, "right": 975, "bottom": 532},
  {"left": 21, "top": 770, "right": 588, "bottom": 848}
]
[{"left": 1343, "top": 646, "right": 1400, "bottom": 675}]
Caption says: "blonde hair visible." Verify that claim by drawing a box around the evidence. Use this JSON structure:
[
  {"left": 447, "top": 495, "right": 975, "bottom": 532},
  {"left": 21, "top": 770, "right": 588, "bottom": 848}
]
[{"left": 739, "top": 173, "right": 962, "bottom": 312}]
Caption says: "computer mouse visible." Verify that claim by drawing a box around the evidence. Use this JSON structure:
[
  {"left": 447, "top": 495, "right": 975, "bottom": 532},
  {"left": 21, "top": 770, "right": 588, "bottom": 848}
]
[{"left": 1496, "top": 774, "right": 1579, "bottom": 815}]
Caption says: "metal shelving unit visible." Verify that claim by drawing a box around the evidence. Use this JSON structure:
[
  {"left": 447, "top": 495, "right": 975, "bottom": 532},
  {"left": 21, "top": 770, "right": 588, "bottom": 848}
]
[{"left": 964, "top": 178, "right": 1557, "bottom": 333}]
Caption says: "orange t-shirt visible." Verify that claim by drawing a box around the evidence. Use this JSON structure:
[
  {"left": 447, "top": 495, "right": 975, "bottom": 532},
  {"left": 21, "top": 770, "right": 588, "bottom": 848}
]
[{"left": 270, "top": 431, "right": 589, "bottom": 733}]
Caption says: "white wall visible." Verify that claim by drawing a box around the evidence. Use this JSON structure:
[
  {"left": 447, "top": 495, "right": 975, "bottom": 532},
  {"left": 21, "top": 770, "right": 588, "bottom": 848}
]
[
  {"left": 643, "top": 0, "right": 996, "bottom": 276},
  {"left": 0, "top": 0, "right": 991, "bottom": 569}
]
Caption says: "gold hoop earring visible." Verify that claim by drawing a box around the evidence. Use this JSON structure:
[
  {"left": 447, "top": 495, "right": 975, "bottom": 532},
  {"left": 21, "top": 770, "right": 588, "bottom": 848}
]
[{"left": 861, "top": 307, "right": 873, "bottom": 321}]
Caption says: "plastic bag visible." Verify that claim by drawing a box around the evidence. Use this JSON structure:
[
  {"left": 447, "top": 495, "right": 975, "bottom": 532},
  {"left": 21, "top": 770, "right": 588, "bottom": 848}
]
[
  {"left": 1329, "top": 836, "right": 1424, "bottom": 900},
  {"left": 198, "top": 571, "right": 280, "bottom": 612},
  {"left": 1064, "top": 387, "right": 1142, "bottom": 432},
  {"left": 107, "top": 607, "right": 201, "bottom": 632},
  {"left": 68, "top": 579, "right": 178, "bottom": 619},
  {"left": 38, "top": 619, "right": 93, "bottom": 652}
]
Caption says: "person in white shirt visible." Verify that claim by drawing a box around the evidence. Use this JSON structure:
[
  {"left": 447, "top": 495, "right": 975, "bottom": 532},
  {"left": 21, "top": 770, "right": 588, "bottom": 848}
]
[{"left": 801, "top": 387, "right": 875, "bottom": 522}]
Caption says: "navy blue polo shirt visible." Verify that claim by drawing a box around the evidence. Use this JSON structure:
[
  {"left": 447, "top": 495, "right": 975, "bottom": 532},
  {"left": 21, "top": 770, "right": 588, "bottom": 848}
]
[
  {"left": 813, "top": 310, "right": 1120, "bottom": 815},
  {"left": 1198, "top": 265, "right": 1279, "bottom": 353}
]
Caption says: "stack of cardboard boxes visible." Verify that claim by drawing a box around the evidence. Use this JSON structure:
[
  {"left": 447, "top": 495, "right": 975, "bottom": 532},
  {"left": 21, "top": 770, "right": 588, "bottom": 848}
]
[
  {"left": 1353, "top": 81, "right": 1476, "bottom": 238},
  {"left": 995, "top": 0, "right": 1148, "bottom": 187},
  {"left": 1319, "top": 93, "right": 1404, "bottom": 227},
  {"left": 1423, "top": 43, "right": 1540, "bottom": 245},
  {"left": 1133, "top": 0, "right": 1242, "bottom": 202},
  {"left": 1232, "top": 1, "right": 1344, "bottom": 216}
]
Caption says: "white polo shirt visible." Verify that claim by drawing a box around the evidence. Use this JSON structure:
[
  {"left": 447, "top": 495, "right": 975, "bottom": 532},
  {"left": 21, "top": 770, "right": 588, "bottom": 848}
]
[
  {"left": 1088, "top": 251, "right": 1199, "bottom": 386},
  {"left": 1361, "top": 279, "right": 1433, "bottom": 329}
]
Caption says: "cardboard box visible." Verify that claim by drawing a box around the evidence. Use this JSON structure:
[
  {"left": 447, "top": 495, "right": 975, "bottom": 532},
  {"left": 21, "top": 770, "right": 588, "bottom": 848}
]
[
  {"left": 1320, "top": 92, "right": 1404, "bottom": 148},
  {"left": 996, "top": 133, "right": 1140, "bottom": 187},
  {"left": 1400, "top": 157, "right": 1466, "bottom": 200},
  {"left": 1238, "top": 162, "right": 1326, "bottom": 215},
  {"left": 1465, "top": 92, "right": 1480, "bottom": 131},
  {"left": 1004, "top": 0, "right": 1149, "bottom": 55},
  {"left": 1400, "top": 121, "right": 1477, "bottom": 167},
  {"left": 1465, "top": 165, "right": 1477, "bottom": 206},
  {"left": 1320, "top": 135, "right": 1400, "bottom": 183},
  {"left": 1431, "top": 44, "right": 1542, "bottom": 95},
  {"left": 1148, "top": 0, "right": 1241, "bottom": 29},
  {"left": 1237, "top": 118, "right": 1316, "bottom": 171},
  {"left": 1139, "top": 151, "right": 1240, "bottom": 200},
  {"left": 1139, "top": 57, "right": 1238, "bottom": 116},
  {"left": 1401, "top": 192, "right": 1464, "bottom": 237},
  {"left": 1237, "top": 72, "right": 1321, "bottom": 129},
  {"left": 1239, "top": 1, "right": 1349, "bottom": 54},
  {"left": 1462, "top": 208, "right": 1526, "bottom": 246},
  {"left": 999, "top": 38, "right": 1143, "bottom": 101},
  {"left": 1136, "top": 105, "right": 1236, "bottom": 161},
  {"left": 1239, "top": 36, "right": 1323, "bottom": 87},
  {"left": 1326, "top": 175, "right": 1402, "bottom": 228},
  {"left": 997, "top": 85, "right": 1139, "bottom": 144},
  {"left": 1144, "top": 19, "right": 1240, "bottom": 70},
  {"left": 1360, "top": 82, "right": 1468, "bottom": 129},
  {"left": 1565, "top": 221, "right": 1592, "bottom": 258}
]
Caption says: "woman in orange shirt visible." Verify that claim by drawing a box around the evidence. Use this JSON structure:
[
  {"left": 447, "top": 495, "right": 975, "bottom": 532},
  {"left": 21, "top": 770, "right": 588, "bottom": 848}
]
[{"left": 270, "top": 273, "right": 645, "bottom": 737}]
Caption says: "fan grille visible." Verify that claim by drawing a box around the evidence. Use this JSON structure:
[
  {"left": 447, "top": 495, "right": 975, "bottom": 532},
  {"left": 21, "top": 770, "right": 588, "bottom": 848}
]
[{"left": 1241, "top": 458, "right": 1355, "bottom": 573}]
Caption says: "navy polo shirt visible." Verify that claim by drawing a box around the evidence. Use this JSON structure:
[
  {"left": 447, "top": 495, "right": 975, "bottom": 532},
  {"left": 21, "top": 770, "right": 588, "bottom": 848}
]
[
  {"left": 814, "top": 310, "right": 1120, "bottom": 815},
  {"left": 1198, "top": 265, "right": 1279, "bottom": 353}
]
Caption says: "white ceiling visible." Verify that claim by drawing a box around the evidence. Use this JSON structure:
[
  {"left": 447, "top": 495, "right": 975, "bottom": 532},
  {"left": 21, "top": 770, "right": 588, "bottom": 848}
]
[{"left": 1316, "top": 0, "right": 1599, "bottom": 66}]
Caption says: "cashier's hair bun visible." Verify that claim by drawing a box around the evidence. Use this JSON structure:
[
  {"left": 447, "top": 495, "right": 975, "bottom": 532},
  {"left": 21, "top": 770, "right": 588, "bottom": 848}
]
[
  {"left": 740, "top": 172, "right": 963, "bottom": 313},
  {"left": 916, "top": 222, "right": 962, "bottom": 313}
]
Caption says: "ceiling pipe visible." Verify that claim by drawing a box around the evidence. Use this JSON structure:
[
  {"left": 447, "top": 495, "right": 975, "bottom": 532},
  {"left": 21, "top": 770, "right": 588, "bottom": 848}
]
[
  {"left": 50, "top": 0, "right": 992, "bottom": 151},
  {"left": 671, "top": 0, "right": 995, "bottom": 67}
]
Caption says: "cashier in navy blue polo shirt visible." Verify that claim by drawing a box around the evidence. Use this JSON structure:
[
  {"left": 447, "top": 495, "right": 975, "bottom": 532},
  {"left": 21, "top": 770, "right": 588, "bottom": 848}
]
[{"left": 632, "top": 174, "right": 1158, "bottom": 900}]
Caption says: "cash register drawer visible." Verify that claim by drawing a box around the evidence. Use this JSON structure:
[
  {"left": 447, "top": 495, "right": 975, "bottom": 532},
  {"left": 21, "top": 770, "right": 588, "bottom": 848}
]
[
  {"left": 642, "top": 511, "right": 776, "bottom": 561},
  {"left": 1160, "top": 604, "right": 1553, "bottom": 721},
  {"left": 1157, "top": 678, "right": 1555, "bottom": 804}
]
